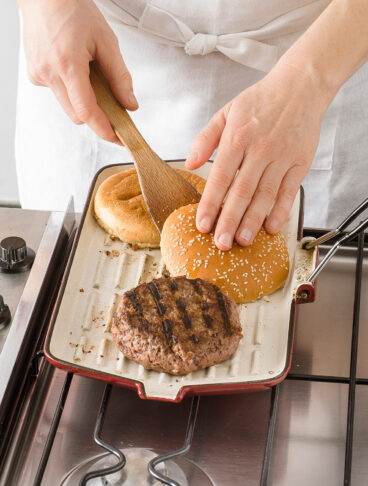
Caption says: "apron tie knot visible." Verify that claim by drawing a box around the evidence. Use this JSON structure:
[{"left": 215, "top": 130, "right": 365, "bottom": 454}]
[
  {"left": 135, "top": 3, "right": 285, "bottom": 71},
  {"left": 184, "top": 33, "right": 218, "bottom": 56}
]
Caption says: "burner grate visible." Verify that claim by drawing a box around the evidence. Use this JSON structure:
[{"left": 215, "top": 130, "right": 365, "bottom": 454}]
[
  {"left": 33, "top": 379, "right": 202, "bottom": 486},
  {"left": 147, "top": 396, "right": 200, "bottom": 486},
  {"left": 34, "top": 372, "right": 73, "bottom": 486},
  {"left": 344, "top": 230, "right": 364, "bottom": 486},
  {"left": 29, "top": 227, "right": 367, "bottom": 486},
  {"left": 260, "top": 228, "right": 366, "bottom": 486},
  {"left": 78, "top": 384, "right": 126, "bottom": 486}
]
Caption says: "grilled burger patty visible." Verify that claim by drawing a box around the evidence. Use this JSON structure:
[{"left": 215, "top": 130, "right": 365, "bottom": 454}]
[{"left": 111, "top": 276, "right": 243, "bottom": 375}]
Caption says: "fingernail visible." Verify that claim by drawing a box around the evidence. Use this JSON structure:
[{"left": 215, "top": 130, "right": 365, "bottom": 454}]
[
  {"left": 129, "top": 92, "right": 138, "bottom": 107},
  {"left": 218, "top": 233, "right": 232, "bottom": 249},
  {"left": 239, "top": 228, "right": 252, "bottom": 242},
  {"left": 185, "top": 152, "right": 198, "bottom": 166},
  {"left": 268, "top": 219, "right": 279, "bottom": 232},
  {"left": 197, "top": 216, "right": 212, "bottom": 232}
]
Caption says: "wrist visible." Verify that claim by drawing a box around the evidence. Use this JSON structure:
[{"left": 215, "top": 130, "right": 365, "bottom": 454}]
[
  {"left": 18, "top": 0, "right": 81, "bottom": 13},
  {"left": 269, "top": 54, "right": 338, "bottom": 116}
]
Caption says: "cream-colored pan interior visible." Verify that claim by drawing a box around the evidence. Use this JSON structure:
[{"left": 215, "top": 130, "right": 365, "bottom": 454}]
[{"left": 48, "top": 162, "right": 316, "bottom": 400}]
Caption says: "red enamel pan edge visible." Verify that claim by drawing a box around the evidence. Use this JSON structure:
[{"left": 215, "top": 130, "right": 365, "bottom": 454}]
[
  {"left": 44, "top": 162, "right": 310, "bottom": 403},
  {"left": 44, "top": 302, "right": 297, "bottom": 403}
]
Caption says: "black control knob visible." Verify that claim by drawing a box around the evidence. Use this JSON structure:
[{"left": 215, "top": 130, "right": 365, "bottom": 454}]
[
  {"left": 1, "top": 236, "right": 27, "bottom": 264},
  {"left": 0, "top": 295, "right": 11, "bottom": 330},
  {"left": 0, "top": 237, "right": 35, "bottom": 273}
]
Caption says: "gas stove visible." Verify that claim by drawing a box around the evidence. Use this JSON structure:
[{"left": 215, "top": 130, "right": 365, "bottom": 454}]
[{"left": 0, "top": 206, "right": 367, "bottom": 486}]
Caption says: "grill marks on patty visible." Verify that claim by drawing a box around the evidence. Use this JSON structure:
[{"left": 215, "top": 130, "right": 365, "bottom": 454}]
[
  {"left": 112, "top": 276, "right": 243, "bottom": 375},
  {"left": 146, "top": 281, "right": 173, "bottom": 341},
  {"left": 189, "top": 279, "right": 217, "bottom": 330},
  {"left": 162, "top": 318, "right": 173, "bottom": 342},
  {"left": 214, "top": 287, "right": 232, "bottom": 336},
  {"left": 147, "top": 281, "right": 166, "bottom": 316},
  {"left": 190, "top": 278, "right": 203, "bottom": 296},
  {"left": 125, "top": 289, "right": 150, "bottom": 330},
  {"left": 175, "top": 298, "right": 192, "bottom": 329},
  {"left": 201, "top": 301, "right": 213, "bottom": 329},
  {"left": 124, "top": 277, "right": 231, "bottom": 345},
  {"left": 125, "top": 289, "right": 142, "bottom": 312}
]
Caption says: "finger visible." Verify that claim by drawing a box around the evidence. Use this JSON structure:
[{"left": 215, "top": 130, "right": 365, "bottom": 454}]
[
  {"left": 50, "top": 76, "right": 83, "bottom": 125},
  {"left": 264, "top": 166, "right": 304, "bottom": 234},
  {"left": 185, "top": 110, "right": 225, "bottom": 169},
  {"left": 195, "top": 125, "right": 248, "bottom": 234},
  {"left": 213, "top": 157, "right": 270, "bottom": 250},
  {"left": 61, "top": 62, "right": 119, "bottom": 143},
  {"left": 27, "top": 68, "right": 45, "bottom": 87},
  {"left": 235, "top": 162, "right": 286, "bottom": 246},
  {"left": 95, "top": 34, "right": 138, "bottom": 111}
]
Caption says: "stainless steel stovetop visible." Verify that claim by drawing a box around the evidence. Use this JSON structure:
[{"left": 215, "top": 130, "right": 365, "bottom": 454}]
[{"left": 0, "top": 206, "right": 367, "bottom": 486}]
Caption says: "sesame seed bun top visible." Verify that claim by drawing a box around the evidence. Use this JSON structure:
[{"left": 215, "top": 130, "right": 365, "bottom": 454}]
[{"left": 160, "top": 203, "right": 290, "bottom": 303}]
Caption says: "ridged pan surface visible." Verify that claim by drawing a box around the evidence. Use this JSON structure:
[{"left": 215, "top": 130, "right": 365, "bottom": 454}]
[{"left": 46, "top": 162, "right": 315, "bottom": 401}]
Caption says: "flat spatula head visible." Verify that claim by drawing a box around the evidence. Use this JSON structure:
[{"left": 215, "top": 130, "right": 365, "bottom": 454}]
[
  {"left": 90, "top": 61, "right": 201, "bottom": 232},
  {"left": 134, "top": 152, "right": 201, "bottom": 231}
]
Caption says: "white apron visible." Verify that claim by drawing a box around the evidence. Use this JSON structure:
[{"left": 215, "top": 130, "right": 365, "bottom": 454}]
[{"left": 15, "top": 0, "right": 368, "bottom": 228}]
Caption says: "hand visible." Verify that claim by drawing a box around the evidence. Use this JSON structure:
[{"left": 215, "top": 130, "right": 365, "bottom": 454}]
[
  {"left": 18, "top": 0, "right": 138, "bottom": 143},
  {"left": 186, "top": 63, "right": 331, "bottom": 250}
]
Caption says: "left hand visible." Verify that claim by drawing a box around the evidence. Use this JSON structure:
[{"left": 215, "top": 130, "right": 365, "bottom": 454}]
[
  {"left": 185, "top": 63, "right": 331, "bottom": 250},
  {"left": 19, "top": 0, "right": 138, "bottom": 144}
]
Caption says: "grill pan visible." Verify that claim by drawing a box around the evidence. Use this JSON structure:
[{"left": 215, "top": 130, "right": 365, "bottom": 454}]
[{"left": 45, "top": 161, "right": 317, "bottom": 402}]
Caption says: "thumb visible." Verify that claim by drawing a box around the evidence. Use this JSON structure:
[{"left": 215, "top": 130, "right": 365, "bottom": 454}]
[
  {"left": 95, "top": 34, "right": 138, "bottom": 111},
  {"left": 185, "top": 110, "right": 225, "bottom": 170}
]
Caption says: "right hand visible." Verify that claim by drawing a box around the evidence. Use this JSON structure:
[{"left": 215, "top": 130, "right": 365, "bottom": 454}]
[{"left": 18, "top": 0, "right": 138, "bottom": 143}]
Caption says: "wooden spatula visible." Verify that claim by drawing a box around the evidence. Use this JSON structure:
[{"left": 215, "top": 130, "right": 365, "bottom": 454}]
[{"left": 89, "top": 61, "right": 201, "bottom": 232}]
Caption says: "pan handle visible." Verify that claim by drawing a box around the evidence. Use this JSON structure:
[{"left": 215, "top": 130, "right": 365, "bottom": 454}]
[
  {"left": 307, "top": 217, "right": 368, "bottom": 283},
  {"left": 304, "top": 198, "right": 368, "bottom": 250},
  {"left": 294, "top": 237, "right": 319, "bottom": 304}
]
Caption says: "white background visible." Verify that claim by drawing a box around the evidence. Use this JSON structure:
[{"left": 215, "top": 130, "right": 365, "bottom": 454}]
[{"left": 0, "top": 2, "right": 20, "bottom": 206}]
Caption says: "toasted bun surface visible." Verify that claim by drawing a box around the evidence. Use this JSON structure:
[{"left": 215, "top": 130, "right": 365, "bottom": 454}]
[
  {"left": 94, "top": 169, "right": 206, "bottom": 247},
  {"left": 161, "top": 204, "right": 290, "bottom": 303}
]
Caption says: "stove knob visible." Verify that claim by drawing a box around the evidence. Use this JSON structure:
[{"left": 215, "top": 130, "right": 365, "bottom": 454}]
[
  {"left": 0, "top": 295, "right": 11, "bottom": 330},
  {"left": 0, "top": 237, "right": 27, "bottom": 265},
  {"left": 0, "top": 237, "right": 35, "bottom": 273}
]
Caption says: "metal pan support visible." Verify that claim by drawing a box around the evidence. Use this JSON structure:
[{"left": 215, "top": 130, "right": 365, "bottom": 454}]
[{"left": 306, "top": 198, "right": 368, "bottom": 282}]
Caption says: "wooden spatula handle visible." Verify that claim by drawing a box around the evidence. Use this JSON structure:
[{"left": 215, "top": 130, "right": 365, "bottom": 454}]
[
  {"left": 89, "top": 61, "right": 149, "bottom": 154},
  {"left": 89, "top": 61, "right": 201, "bottom": 232}
]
